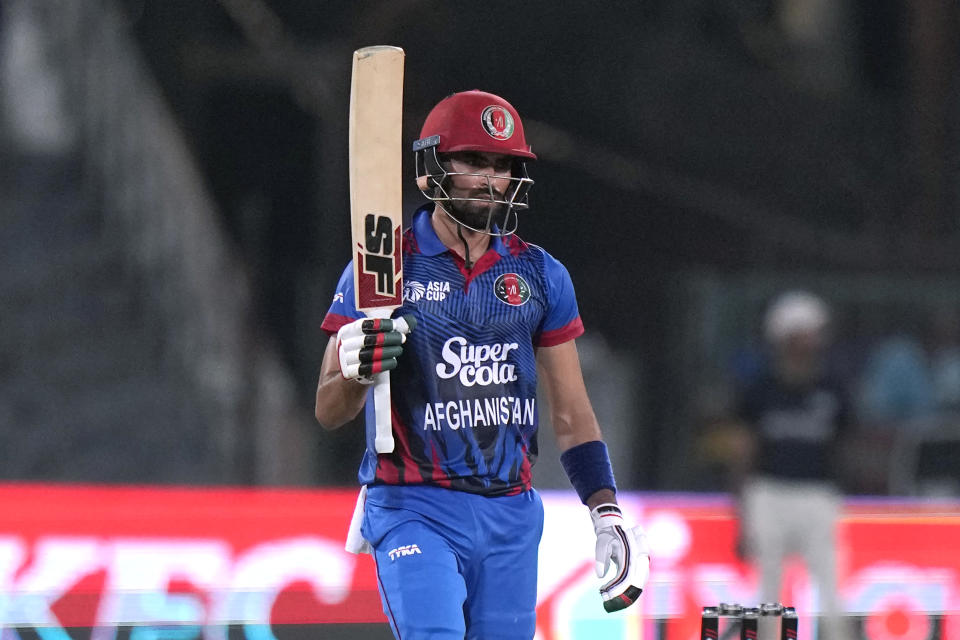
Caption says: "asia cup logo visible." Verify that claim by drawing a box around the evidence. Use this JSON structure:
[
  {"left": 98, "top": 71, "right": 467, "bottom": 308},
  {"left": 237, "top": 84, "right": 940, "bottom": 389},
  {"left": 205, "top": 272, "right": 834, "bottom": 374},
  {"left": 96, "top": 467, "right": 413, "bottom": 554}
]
[
  {"left": 403, "top": 280, "right": 426, "bottom": 302},
  {"left": 481, "top": 105, "right": 514, "bottom": 140},
  {"left": 494, "top": 273, "right": 530, "bottom": 306}
]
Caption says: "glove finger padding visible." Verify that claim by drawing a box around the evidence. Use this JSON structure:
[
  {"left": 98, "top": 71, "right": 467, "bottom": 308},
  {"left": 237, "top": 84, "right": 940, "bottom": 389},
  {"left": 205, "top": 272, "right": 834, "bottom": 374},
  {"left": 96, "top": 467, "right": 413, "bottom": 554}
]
[
  {"left": 340, "top": 345, "right": 405, "bottom": 368},
  {"left": 591, "top": 504, "right": 650, "bottom": 613},
  {"left": 337, "top": 315, "right": 416, "bottom": 383}
]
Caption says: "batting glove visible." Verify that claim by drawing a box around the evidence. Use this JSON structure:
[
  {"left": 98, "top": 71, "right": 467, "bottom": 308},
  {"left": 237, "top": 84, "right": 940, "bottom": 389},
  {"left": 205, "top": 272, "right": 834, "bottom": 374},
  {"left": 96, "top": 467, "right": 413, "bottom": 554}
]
[
  {"left": 591, "top": 503, "right": 650, "bottom": 613},
  {"left": 337, "top": 315, "right": 416, "bottom": 384}
]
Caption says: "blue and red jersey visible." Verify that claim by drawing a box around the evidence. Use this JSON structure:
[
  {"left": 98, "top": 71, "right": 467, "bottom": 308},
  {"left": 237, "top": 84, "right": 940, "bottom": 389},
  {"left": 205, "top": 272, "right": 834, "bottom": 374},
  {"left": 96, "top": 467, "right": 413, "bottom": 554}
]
[{"left": 321, "top": 206, "right": 584, "bottom": 496}]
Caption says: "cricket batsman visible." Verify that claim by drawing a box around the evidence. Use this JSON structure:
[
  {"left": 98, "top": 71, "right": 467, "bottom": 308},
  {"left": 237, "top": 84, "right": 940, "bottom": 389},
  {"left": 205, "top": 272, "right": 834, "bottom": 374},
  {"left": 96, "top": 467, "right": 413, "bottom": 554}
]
[{"left": 315, "top": 90, "right": 649, "bottom": 639}]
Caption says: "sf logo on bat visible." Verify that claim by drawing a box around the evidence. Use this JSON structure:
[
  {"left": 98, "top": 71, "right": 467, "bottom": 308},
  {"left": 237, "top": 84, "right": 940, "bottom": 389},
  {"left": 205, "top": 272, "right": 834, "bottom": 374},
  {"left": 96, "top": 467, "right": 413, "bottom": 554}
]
[{"left": 360, "top": 213, "right": 400, "bottom": 298}]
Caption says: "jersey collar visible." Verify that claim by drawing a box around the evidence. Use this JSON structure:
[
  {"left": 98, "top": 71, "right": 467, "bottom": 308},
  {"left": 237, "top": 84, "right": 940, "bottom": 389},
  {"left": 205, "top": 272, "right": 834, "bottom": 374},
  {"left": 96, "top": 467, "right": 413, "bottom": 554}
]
[{"left": 412, "top": 205, "right": 509, "bottom": 257}]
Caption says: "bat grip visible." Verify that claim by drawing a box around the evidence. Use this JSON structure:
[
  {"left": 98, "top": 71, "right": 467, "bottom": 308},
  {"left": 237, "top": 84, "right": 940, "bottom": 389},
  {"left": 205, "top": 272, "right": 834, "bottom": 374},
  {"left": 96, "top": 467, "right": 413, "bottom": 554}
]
[
  {"left": 373, "top": 370, "right": 393, "bottom": 453},
  {"left": 368, "top": 307, "right": 395, "bottom": 453}
]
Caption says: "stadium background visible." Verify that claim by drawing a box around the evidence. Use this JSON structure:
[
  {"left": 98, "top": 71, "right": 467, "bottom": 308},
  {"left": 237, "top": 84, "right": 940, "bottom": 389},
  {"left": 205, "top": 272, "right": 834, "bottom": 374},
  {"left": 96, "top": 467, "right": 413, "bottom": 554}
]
[{"left": 1, "top": 0, "right": 959, "bottom": 638}]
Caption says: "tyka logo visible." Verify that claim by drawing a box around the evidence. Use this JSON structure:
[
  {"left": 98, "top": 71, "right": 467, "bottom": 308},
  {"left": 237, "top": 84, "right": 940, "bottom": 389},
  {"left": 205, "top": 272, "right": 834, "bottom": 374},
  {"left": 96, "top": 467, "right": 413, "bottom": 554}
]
[
  {"left": 494, "top": 273, "right": 531, "bottom": 306},
  {"left": 388, "top": 544, "right": 422, "bottom": 561},
  {"left": 362, "top": 213, "right": 397, "bottom": 297}
]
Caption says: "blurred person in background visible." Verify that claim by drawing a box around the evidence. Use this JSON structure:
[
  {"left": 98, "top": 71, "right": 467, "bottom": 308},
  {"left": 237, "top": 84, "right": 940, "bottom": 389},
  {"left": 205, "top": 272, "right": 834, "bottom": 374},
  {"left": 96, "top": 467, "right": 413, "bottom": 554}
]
[
  {"left": 856, "top": 316, "right": 935, "bottom": 429},
  {"left": 858, "top": 304, "right": 960, "bottom": 495},
  {"left": 733, "top": 291, "right": 853, "bottom": 640},
  {"left": 853, "top": 305, "right": 960, "bottom": 493},
  {"left": 852, "top": 314, "right": 933, "bottom": 494},
  {"left": 858, "top": 304, "right": 960, "bottom": 418}
]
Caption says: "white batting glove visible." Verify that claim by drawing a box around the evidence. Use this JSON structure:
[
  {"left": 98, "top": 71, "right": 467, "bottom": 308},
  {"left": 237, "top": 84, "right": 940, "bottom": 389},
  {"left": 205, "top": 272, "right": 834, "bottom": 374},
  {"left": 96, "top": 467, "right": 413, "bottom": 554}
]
[
  {"left": 337, "top": 315, "right": 416, "bottom": 384},
  {"left": 591, "top": 503, "right": 650, "bottom": 613}
]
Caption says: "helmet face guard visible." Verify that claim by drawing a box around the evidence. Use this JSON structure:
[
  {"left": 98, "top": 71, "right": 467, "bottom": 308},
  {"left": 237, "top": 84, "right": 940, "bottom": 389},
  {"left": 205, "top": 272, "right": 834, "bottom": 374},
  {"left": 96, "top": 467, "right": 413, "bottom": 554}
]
[
  {"left": 414, "top": 136, "right": 533, "bottom": 236},
  {"left": 413, "top": 90, "right": 536, "bottom": 237}
]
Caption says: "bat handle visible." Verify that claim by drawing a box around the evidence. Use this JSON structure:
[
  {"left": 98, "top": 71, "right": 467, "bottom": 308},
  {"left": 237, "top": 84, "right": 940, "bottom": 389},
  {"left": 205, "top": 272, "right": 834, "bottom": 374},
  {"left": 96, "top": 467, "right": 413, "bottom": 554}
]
[
  {"left": 373, "top": 370, "right": 394, "bottom": 453},
  {"left": 368, "top": 308, "right": 395, "bottom": 453}
]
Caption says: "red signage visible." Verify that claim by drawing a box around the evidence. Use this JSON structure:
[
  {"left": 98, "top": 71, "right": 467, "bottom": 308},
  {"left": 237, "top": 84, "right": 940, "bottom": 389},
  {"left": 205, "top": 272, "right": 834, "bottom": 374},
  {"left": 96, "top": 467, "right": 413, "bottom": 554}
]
[{"left": 0, "top": 484, "right": 957, "bottom": 639}]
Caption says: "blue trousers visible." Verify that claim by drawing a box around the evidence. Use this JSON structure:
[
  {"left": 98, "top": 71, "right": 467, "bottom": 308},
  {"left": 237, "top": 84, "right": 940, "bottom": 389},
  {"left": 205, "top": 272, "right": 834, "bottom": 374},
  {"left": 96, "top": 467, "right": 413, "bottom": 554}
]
[{"left": 362, "top": 484, "right": 544, "bottom": 640}]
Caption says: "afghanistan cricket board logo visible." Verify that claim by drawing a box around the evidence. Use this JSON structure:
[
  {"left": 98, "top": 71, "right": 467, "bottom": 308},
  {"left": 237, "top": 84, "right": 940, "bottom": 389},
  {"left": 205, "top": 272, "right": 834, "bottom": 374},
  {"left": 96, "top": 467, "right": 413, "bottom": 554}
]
[
  {"left": 481, "top": 105, "right": 514, "bottom": 140},
  {"left": 494, "top": 273, "right": 530, "bottom": 306}
]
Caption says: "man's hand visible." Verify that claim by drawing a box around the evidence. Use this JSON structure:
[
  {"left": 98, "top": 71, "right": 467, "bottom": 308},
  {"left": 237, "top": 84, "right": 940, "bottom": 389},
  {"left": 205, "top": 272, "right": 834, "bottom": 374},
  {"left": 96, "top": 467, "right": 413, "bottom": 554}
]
[
  {"left": 591, "top": 503, "right": 650, "bottom": 613},
  {"left": 337, "top": 315, "right": 416, "bottom": 384}
]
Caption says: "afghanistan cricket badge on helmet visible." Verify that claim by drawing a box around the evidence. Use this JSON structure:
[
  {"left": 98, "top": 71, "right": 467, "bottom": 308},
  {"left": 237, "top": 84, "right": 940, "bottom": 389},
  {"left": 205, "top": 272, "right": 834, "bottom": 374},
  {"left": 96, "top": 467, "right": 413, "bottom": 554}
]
[
  {"left": 481, "top": 105, "right": 515, "bottom": 140},
  {"left": 494, "top": 273, "right": 531, "bottom": 306},
  {"left": 413, "top": 90, "right": 536, "bottom": 237}
]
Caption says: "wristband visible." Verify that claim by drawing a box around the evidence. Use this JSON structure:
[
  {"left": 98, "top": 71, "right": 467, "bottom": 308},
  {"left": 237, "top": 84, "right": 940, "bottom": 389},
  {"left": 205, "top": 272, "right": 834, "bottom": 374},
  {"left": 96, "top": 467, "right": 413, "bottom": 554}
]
[{"left": 560, "top": 440, "right": 617, "bottom": 504}]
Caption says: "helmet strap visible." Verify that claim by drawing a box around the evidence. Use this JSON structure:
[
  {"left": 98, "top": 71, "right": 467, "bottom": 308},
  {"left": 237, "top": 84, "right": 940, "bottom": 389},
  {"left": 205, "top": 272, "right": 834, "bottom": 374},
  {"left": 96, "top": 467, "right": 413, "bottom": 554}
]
[{"left": 456, "top": 221, "right": 473, "bottom": 270}]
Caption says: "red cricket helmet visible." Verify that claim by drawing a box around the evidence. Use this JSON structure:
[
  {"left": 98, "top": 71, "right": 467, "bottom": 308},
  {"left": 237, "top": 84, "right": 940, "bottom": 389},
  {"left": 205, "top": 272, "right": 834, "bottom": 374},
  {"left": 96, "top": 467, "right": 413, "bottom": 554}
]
[
  {"left": 415, "top": 90, "right": 537, "bottom": 160},
  {"left": 413, "top": 91, "right": 536, "bottom": 237}
]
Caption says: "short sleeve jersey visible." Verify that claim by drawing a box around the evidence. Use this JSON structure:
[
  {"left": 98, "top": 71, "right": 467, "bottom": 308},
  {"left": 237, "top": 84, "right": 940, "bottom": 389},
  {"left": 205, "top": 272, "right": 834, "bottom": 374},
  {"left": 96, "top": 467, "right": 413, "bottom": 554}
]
[{"left": 321, "top": 206, "right": 584, "bottom": 496}]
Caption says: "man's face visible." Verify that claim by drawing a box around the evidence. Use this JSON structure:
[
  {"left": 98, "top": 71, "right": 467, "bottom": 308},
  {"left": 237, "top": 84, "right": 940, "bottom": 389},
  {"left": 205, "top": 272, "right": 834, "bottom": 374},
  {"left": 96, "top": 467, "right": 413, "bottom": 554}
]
[
  {"left": 776, "top": 329, "right": 828, "bottom": 386},
  {"left": 441, "top": 151, "right": 514, "bottom": 231}
]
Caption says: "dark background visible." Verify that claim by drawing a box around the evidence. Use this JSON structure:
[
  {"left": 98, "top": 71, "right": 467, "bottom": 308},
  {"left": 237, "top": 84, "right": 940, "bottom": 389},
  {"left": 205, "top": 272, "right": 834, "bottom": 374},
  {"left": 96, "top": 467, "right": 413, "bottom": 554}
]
[
  {"left": 120, "top": 0, "right": 959, "bottom": 488},
  {"left": 2, "top": 0, "right": 958, "bottom": 490}
]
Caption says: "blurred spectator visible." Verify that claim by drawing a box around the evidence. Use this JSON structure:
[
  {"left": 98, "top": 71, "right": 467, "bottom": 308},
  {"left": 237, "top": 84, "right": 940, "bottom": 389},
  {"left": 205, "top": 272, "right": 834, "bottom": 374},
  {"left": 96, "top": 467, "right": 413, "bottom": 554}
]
[
  {"left": 856, "top": 304, "right": 960, "bottom": 423},
  {"left": 851, "top": 306, "right": 960, "bottom": 493},
  {"left": 857, "top": 335, "right": 934, "bottom": 426},
  {"left": 733, "top": 291, "right": 853, "bottom": 640},
  {"left": 861, "top": 305, "right": 960, "bottom": 496},
  {"left": 848, "top": 330, "right": 932, "bottom": 493}
]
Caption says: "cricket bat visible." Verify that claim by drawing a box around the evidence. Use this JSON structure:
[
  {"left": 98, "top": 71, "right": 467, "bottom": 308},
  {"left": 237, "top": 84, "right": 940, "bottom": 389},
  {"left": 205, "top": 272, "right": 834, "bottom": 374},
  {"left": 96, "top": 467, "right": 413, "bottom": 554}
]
[{"left": 349, "top": 46, "right": 405, "bottom": 453}]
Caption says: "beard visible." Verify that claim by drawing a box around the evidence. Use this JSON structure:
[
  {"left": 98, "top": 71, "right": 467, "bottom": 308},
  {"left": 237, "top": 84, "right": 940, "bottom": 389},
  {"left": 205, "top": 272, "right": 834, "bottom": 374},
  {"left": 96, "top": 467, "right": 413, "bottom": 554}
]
[{"left": 447, "top": 197, "right": 511, "bottom": 232}]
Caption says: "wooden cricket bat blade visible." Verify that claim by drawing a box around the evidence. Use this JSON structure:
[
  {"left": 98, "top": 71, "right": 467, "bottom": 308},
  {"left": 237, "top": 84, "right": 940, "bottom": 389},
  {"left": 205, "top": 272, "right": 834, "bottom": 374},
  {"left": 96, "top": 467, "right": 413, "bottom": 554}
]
[{"left": 348, "top": 45, "right": 405, "bottom": 453}]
